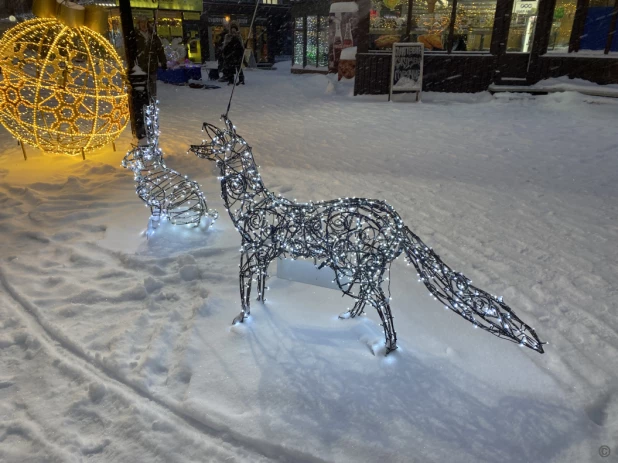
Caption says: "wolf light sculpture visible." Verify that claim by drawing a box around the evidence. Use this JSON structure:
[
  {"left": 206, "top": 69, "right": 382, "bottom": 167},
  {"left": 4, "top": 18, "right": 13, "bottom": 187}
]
[
  {"left": 122, "top": 101, "right": 217, "bottom": 234},
  {"left": 190, "top": 117, "right": 544, "bottom": 355}
]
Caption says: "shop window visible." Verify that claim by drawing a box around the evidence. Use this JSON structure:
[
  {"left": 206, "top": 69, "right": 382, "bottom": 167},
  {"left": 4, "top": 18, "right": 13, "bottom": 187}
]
[
  {"left": 452, "top": 0, "right": 497, "bottom": 51},
  {"left": 409, "top": 0, "right": 452, "bottom": 50},
  {"left": 157, "top": 12, "right": 183, "bottom": 39},
  {"left": 547, "top": 0, "right": 577, "bottom": 51},
  {"left": 373, "top": 0, "right": 497, "bottom": 52},
  {"left": 370, "top": 0, "right": 409, "bottom": 50},
  {"left": 256, "top": 26, "right": 269, "bottom": 63},
  {"left": 293, "top": 15, "right": 330, "bottom": 68},
  {"left": 293, "top": 18, "right": 304, "bottom": 66},
  {"left": 577, "top": 0, "right": 617, "bottom": 53},
  {"left": 307, "top": 16, "right": 318, "bottom": 66},
  {"left": 506, "top": 0, "right": 538, "bottom": 52},
  {"left": 318, "top": 16, "right": 329, "bottom": 66}
]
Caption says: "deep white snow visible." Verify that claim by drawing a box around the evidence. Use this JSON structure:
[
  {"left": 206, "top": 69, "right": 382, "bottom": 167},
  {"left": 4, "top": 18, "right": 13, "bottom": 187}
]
[{"left": 0, "top": 63, "right": 617, "bottom": 463}]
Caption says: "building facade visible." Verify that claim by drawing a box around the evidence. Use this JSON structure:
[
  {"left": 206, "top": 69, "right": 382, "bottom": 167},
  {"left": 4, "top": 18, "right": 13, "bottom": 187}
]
[
  {"left": 107, "top": 0, "right": 204, "bottom": 63},
  {"left": 200, "top": 0, "right": 292, "bottom": 64},
  {"left": 292, "top": 0, "right": 618, "bottom": 91}
]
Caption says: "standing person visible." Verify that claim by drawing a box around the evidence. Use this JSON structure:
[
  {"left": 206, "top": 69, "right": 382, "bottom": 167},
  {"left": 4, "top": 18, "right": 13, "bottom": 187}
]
[
  {"left": 135, "top": 17, "right": 167, "bottom": 100},
  {"left": 215, "top": 27, "right": 228, "bottom": 81},
  {"left": 222, "top": 21, "right": 245, "bottom": 85}
]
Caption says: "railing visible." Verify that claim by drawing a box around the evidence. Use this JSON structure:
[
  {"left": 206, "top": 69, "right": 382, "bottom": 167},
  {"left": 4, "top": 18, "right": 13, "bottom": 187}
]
[
  {"left": 354, "top": 52, "right": 392, "bottom": 96},
  {"left": 355, "top": 52, "right": 495, "bottom": 94}
]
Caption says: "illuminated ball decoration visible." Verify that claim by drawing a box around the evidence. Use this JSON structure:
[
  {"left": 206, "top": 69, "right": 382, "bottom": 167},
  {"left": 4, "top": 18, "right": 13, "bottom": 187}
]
[{"left": 0, "top": 17, "right": 129, "bottom": 156}]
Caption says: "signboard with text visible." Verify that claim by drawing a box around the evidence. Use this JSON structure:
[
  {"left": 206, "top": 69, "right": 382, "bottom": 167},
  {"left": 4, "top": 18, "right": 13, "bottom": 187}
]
[
  {"left": 389, "top": 42, "right": 423, "bottom": 102},
  {"left": 514, "top": 0, "right": 538, "bottom": 14}
]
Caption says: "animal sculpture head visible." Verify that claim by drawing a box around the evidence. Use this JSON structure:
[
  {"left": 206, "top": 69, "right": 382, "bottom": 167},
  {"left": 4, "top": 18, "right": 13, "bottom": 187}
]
[
  {"left": 191, "top": 116, "right": 250, "bottom": 168},
  {"left": 121, "top": 145, "right": 164, "bottom": 173}
]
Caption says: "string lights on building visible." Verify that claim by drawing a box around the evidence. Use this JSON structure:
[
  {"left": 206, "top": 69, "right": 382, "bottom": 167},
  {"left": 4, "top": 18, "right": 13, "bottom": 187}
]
[
  {"left": 190, "top": 116, "right": 545, "bottom": 355},
  {"left": 122, "top": 100, "right": 217, "bottom": 235}
]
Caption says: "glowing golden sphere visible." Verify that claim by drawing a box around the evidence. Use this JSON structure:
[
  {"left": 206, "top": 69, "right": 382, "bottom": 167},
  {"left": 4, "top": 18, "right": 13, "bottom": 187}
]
[{"left": 0, "top": 18, "right": 129, "bottom": 156}]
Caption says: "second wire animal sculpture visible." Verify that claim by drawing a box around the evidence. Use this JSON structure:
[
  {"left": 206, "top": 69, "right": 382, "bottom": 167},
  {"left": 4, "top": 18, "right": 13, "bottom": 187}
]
[
  {"left": 190, "top": 117, "right": 544, "bottom": 355},
  {"left": 123, "top": 100, "right": 217, "bottom": 236}
]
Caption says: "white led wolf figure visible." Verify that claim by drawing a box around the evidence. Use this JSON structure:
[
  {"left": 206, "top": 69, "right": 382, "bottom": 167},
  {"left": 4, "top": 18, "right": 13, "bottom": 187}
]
[
  {"left": 122, "top": 100, "right": 217, "bottom": 236},
  {"left": 190, "top": 117, "right": 545, "bottom": 355}
]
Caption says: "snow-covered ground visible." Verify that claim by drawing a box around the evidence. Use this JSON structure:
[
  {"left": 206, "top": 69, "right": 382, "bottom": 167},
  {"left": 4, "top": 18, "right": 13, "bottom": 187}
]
[{"left": 1, "top": 64, "right": 617, "bottom": 462}]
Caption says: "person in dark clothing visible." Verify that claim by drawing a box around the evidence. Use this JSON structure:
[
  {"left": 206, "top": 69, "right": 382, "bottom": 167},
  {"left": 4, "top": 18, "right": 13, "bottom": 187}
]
[
  {"left": 136, "top": 18, "right": 167, "bottom": 100},
  {"left": 215, "top": 28, "right": 227, "bottom": 81},
  {"left": 222, "top": 22, "right": 245, "bottom": 85}
]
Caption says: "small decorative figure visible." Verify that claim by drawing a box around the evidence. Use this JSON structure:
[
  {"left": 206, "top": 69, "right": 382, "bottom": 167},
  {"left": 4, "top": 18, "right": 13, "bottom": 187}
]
[{"left": 122, "top": 100, "right": 217, "bottom": 236}]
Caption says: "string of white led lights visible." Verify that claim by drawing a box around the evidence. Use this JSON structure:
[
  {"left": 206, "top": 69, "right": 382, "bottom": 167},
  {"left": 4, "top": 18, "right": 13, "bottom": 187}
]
[
  {"left": 189, "top": 116, "right": 545, "bottom": 355},
  {"left": 122, "top": 100, "right": 217, "bottom": 235}
]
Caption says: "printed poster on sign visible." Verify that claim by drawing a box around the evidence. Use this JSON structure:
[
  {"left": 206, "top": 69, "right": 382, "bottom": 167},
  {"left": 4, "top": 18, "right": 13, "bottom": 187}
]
[
  {"left": 389, "top": 43, "right": 424, "bottom": 101},
  {"left": 328, "top": 1, "right": 360, "bottom": 75}
]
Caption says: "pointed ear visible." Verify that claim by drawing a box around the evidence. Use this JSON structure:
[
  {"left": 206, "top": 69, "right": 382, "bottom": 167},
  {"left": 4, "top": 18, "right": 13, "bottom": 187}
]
[
  {"left": 202, "top": 122, "right": 225, "bottom": 144},
  {"left": 221, "top": 115, "right": 236, "bottom": 135},
  {"left": 189, "top": 144, "right": 220, "bottom": 161}
]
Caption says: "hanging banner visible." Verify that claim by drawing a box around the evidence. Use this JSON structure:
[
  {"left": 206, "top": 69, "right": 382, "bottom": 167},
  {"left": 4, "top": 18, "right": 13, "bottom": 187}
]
[
  {"left": 328, "top": 1, "right": 359, "bottom": 75},
  {"left": 389, "top": 42, "right": 423, "bottom": 101}
]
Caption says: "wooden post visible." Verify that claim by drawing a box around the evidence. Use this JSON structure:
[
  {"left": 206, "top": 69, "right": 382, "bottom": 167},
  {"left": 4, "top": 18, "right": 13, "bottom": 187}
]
[
  {"left": 605, "top": 0, "right": 618, "bottom": 54},
  {"left": 446, "top": 0, "right": 459, "bottom": 53},
  {"left": 112, "top": 141, "right": 116, "bottom": 152},
  {"left": 489, "top": 0, "right": 516, "bottom": 84},
  {"left": 527, "top": 0, "right": 557, "bottom": 84},
  {"left": 81, "top": 148, "right": 86, "bottom": 160},
  {"left": 405, "top": 0, "right": 414, "bottom": 41},
  {"left": 118, "top": 0, "right": 146, "bottom": 139},
  {"left": 569, "top": 0, "right": 590, "bottom": 52},
  {"left": 19, "top": 141, "right": 27, "bottom": 161}
]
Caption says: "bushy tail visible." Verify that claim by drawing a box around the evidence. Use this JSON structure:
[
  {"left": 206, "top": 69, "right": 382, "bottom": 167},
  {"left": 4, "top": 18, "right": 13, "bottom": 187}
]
[{"left": 402, "top": 226, "right": 545, "bottom": 353}]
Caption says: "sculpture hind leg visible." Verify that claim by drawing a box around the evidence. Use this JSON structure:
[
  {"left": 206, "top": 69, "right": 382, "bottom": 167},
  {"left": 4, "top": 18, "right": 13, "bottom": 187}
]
[
  {"left": 367, "top": 278, "right": 397, "bottom": 354},
  {"left": 339, "top": 286, "right": 368, "bottom": 319},
  {"left": 147, "top": 206, "right": 162, "bottom": 238},
  {"left": 337, "top": 269, "right": 397, "bottom": 354},
  {"left": 374, "top": 294, "right": 398, "bottom": 354}
]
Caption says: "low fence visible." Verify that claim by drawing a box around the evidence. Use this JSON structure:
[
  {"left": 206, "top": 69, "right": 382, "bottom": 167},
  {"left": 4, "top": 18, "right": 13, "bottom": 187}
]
[{"left": 354, "top": 51, "right": 618, "bottom": 94}]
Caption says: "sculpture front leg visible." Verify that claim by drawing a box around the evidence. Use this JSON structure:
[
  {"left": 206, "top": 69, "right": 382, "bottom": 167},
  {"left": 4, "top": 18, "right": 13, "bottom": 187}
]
[
  {"left": 256, "top": 265, "right": 269, "bottom": 302},
  {"left": 233, "top": 252, "right": 252, "bottom": 324}
]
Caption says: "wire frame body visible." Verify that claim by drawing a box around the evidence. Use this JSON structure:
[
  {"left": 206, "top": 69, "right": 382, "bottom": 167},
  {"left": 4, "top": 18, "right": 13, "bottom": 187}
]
[
  {"left": 190, "top": 117, "right": 545, "bottom": 355},
  {"left": 122, "top": 100, "right": 216, "bottom": 229},
  {"left": 0, "top": 18, "right": 129, "bottom": 155}
]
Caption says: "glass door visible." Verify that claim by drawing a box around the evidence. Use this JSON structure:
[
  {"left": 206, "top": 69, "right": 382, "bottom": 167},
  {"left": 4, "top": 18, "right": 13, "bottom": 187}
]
[{"left": 499, "top": 0, "right": 537, "bottom": 81}]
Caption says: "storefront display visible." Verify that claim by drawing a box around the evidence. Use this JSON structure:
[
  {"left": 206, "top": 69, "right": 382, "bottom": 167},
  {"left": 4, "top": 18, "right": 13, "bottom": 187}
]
[
  {"left": 370, "top": 0, "right": 408, "bottom": 49},
  {"left": 292, "top": 0, "right": 617, "bottom": 92},
  {"left": 329, "top": 1, "right": 360, "bottom": 73},
  {"left": 577, "top": 0, "right": 617, "bottom": 53},
  {"left": 107, "top": 0, "right": 203, "bottom": 64},
  {"left": 547, "top": 0, "right": 576, "bottom": 52},
  {"left": 291, "top": 0, "right": 331, "bottom": 72},
  {"left": 506, "top": 0, "right": 538, "bottom": 52},
  {"left": 203, "top": 1, "right": 291, "bottom": 65}
]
